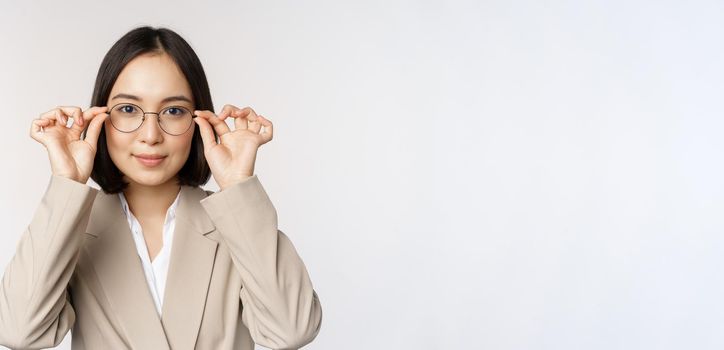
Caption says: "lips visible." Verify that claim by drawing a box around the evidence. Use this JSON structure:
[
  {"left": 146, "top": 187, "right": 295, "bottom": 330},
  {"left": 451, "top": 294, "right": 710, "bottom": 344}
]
[
  {"left": 134, "top": 153, "right": 167, "bottom": 167},
  {"left": 134, "top": 154, "right": 167, "bottom": 160}
]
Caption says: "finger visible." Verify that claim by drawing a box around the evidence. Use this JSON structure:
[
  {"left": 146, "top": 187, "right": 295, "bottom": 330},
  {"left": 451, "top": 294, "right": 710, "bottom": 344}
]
[
  {"left": 193, "top": 116, "right": 217, "bottom": 153},
  {"left": 39, "top": 109, "right": 62, "bottom": 123},
  {"left": 83, "top": 113, "right": 109, "bottom": 149},
  {"left": 51, "top": 109, "right": 66, "bottom": 126},
  {"left": 194, "top": 110, "right": 230, "bottom": 136},
  {"left": 57, "top": 106, "right": 83, "bottom": 128},
  {"left": 41, "top": 108, "right": 64, "bottom": 126},
  {"left": 33, "top": 117, "right": 55, "bottom": 128},
  {"left": 247, "top": 113, "right": 263, "bottom": 134},
  {"left": 73, "top": 106, "right": 108, "bottom": 132},
  {"left": 36, "top": 108, "right": 61, "bottom": 126},
  {"left": 30, "top": 118, "right": 49, "bottom": 144},
  {"left": 217, "top": 104, "right": 241, "bottom": 121},
  {"left": 231, "top": 107, "right": 256, "bottom": 131},
  {"left": 257, "top": 115, "right": 274, "bottom": 143},
  {"left": 38, "top": 108, "right": 67, "bottom": 129}
]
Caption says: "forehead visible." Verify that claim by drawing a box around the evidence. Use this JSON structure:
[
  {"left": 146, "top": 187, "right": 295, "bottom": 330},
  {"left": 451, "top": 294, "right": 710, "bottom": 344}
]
[{"left": 109, "top": 53, "right": 192, "bottom": 103}]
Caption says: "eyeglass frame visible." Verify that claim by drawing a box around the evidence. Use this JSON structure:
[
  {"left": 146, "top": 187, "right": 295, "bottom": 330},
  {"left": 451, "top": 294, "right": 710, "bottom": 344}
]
[{"left": 106, "top": 102, "right": 196, "bottom": 136}]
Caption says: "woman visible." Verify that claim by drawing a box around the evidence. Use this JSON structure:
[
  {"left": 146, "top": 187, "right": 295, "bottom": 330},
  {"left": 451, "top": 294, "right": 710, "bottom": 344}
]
[{"left": 0, "top": 26, "right": 322, "bottom": 349}]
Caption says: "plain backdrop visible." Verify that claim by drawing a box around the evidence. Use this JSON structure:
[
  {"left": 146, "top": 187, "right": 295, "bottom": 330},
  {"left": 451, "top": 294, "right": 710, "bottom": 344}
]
[{"left": 1, "top": 0, "right": 723, "bottom": 349}]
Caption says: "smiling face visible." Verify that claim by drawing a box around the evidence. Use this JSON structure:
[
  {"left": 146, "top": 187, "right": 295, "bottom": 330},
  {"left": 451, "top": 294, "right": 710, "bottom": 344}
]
[{"left": 104, "top": 52, "right": 196, "bottom": 188}]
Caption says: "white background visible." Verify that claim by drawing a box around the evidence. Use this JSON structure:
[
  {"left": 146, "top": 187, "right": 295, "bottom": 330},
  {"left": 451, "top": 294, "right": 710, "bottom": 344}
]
[{"left": 1, "top": 0, "right": 723, "bottom": 349}]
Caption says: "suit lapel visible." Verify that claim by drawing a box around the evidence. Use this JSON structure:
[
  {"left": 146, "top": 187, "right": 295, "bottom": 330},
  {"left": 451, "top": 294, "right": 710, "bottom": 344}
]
[
  {"left": 85, "top": 190, "right": 171, "bottom": 349},
  {"left": 84, "top": 185, "right": 217, "bottom": 350},
  {"left": 160, "top": 185, "right": 218, "bottom": 349}
]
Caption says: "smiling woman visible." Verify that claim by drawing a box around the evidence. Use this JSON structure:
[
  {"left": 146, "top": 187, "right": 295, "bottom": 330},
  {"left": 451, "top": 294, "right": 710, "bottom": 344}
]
[
  {"left": 0, "top": 26, "right": 322, "bottom": 350},
  {"left": 102, "top": 53, "right": 198, "bottom": 193},
  {"left": 89, "top": 29, "right": 213, "bottom": 195}
]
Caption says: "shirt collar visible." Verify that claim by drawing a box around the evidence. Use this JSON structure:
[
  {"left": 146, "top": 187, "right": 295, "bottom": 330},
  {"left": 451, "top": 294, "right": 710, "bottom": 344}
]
[{"left": 118, "top": 188, "right": 182, "bottom": 226}]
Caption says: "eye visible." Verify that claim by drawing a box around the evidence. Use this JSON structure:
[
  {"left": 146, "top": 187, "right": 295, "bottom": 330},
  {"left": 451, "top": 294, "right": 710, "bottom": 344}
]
[
  {"left": 163, "top": 106, "right": 189, "bottom": 118},
  {"left": 119, "top": 104, "right": 137, "bottom": 113}
]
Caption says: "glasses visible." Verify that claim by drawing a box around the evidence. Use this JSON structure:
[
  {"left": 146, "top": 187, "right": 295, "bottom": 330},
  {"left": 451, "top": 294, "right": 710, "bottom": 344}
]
[{"left": 108, "top": 102, "right": 195, "bottom": 136}]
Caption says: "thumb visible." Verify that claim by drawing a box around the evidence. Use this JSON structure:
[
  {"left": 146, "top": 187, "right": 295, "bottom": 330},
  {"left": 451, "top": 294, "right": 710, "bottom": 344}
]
[
  {"left": 194, "top": 117, "right": 217, "bottom": 153},
  {"left": 83, "top": 113, "right": 109, "bottom": 150}
]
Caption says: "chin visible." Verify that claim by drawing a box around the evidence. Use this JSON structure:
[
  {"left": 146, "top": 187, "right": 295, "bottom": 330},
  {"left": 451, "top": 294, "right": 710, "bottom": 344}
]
[{"left": 124, "top": 171, "right": 175, "bottom": 187}]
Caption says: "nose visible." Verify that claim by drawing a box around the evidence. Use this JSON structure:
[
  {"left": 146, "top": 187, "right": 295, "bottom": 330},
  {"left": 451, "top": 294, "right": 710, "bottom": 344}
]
[{"left": 137, "top": 113, "right": 164, "bottom": 144}]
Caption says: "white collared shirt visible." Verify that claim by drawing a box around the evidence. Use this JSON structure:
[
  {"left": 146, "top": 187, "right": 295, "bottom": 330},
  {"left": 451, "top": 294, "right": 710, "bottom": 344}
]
[{"left": 118, "top": 189, "right": 181, "bottom": 316}]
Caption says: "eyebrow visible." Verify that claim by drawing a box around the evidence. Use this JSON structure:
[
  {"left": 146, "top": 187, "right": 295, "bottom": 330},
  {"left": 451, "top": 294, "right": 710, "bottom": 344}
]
[{"left": 110, "top": 93, "right": 193, "bottom": 104}]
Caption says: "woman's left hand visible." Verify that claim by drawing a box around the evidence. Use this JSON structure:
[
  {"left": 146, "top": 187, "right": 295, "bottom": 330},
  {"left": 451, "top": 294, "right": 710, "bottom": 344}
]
[{"left": 193, "top": 105, "right": 273, "bottom": 191}]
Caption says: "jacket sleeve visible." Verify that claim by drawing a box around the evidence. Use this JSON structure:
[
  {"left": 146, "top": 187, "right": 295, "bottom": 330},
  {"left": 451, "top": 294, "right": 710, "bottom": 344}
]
[
  {"left": 200, "top": 175, "right": 322, "bottom": 350},
  {"left": 0, "top": 175, "right": 98, "bottom": 349}
]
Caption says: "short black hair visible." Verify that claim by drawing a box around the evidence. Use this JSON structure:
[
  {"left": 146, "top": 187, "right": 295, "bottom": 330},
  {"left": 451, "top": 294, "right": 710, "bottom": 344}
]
[{"left": 84, "top": 26, "right": 215, "bottom": 194}]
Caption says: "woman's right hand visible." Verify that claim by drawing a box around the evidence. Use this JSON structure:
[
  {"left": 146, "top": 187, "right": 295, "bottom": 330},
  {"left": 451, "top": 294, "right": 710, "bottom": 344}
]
[{"left": 30, "top": 106, "right": 109, "bottom": 184}]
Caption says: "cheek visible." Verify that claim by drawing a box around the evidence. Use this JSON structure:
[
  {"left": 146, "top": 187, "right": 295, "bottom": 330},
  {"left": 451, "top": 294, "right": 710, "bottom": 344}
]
[
  {"left": 166, "top": 134, "right": 193, "bottom": 168},
  {"left": 170, "top": 135, "right": 195, "bottom": 162},
  {"left": 104, "top": 124, "right": 132, "bottom": 155},
  {"left": 103, "top": 123, "right": 139, "bottom": 172},
  {"left": 178, "top": 127, "right": 196, "bottom": 152}
]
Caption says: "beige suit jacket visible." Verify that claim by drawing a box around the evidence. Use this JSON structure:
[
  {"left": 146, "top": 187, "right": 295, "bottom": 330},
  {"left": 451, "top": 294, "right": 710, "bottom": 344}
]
[{"left": 0, "top": 174, "right": 322, "bottom": 349}]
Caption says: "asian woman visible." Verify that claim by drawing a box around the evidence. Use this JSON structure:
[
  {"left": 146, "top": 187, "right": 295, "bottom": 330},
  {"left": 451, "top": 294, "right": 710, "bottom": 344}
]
[{"left": 0, "top": 26, "right": 322, "bottom": 349}]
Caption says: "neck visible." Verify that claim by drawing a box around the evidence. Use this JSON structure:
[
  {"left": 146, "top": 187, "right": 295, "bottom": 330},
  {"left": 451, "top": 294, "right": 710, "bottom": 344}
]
[{"left": 122, "top": 177, "right": 181, "bottom": 220}]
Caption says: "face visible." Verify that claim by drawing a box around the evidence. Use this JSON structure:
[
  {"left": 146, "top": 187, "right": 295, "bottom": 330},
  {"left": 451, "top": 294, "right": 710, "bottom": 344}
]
[{"left": 104, "top": 52, "right": 196, "bottom": 189}]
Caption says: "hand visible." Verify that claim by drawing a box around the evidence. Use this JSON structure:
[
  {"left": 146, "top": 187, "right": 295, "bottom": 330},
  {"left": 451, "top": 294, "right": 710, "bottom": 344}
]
[
  {"left": 29, "top": 105, "right": 109, "bottom": 184},
  {"left": 193, "top": 105, "right": 273, "bottom": 190}
]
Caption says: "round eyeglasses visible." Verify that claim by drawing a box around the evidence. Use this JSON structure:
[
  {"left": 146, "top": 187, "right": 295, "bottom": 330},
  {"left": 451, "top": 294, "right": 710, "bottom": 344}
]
[{"left": 108, "top": 102, "right": 195, "bottom": 136}]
